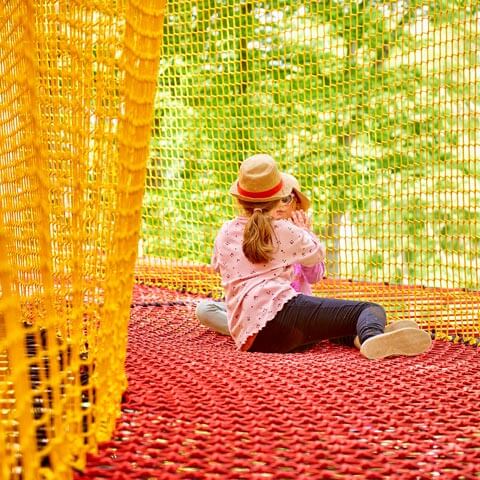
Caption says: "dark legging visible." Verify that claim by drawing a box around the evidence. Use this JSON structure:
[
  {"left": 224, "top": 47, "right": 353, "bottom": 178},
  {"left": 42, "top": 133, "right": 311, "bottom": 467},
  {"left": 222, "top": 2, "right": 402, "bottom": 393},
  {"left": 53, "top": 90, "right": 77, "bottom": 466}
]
[{"left": 249, "top": 294, "right": 386, "bottom": 353}]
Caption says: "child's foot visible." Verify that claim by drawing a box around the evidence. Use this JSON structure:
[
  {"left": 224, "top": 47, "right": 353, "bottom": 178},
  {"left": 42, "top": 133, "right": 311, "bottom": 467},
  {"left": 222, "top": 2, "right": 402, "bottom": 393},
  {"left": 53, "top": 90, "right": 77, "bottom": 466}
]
[
  {"left": 360, "top": 328, "right": 432, "bottom": 360},
  {"left": 353, "top": 320, "right": 421, "bottom": 351},
  {"left": 384, "top": 319, "right": 419, "bottom": 332}
]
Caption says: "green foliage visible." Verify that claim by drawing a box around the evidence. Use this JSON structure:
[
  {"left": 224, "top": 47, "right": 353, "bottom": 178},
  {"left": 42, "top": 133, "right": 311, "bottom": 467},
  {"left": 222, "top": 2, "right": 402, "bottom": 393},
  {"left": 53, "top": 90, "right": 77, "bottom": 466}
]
[{"left": 142, "top": 0, "right": 480, "bottom": 290}]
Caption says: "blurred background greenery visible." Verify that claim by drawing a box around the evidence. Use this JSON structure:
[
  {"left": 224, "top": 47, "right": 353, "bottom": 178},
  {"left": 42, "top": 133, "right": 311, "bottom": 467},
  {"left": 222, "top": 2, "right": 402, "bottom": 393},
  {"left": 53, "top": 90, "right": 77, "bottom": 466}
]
[{"left": 141, "top": 0, "right": 480, "bottom": 290}]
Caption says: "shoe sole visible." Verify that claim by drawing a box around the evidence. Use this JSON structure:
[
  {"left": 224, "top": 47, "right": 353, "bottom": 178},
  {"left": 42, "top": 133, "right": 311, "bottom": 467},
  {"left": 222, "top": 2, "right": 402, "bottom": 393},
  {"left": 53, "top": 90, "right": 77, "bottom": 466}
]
[
  {"left": 360, "top": 328, "right": 432, "bottom": 360},
  {"left": 353, "top": 320, "right": 421, "bottom": 351},
  {"left": 384, "top": 319, "right": 419, "bottom": 333}
]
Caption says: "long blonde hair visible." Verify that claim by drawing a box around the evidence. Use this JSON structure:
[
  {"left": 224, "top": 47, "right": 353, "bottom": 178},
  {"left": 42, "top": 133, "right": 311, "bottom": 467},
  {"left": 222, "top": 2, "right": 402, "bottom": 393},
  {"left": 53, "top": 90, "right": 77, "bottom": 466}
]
[{"left": 239, "top": 199, "right": 279, "bottom": 263}]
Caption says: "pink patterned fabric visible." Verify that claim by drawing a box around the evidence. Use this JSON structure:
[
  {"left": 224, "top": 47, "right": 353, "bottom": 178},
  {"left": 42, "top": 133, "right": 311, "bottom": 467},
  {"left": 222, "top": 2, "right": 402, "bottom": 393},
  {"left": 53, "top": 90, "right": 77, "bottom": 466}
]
[
  {"left": 291, "top": 260, "right": 325, "bottom": 295},
  {"left": 212, "top": 217, "right": 324, "bottom": 350}
]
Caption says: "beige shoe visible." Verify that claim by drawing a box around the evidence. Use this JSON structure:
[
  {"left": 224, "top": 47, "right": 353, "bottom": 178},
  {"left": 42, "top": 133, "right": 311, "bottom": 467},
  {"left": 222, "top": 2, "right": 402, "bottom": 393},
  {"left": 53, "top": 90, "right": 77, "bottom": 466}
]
[
  {"left": 360, "top": 328, "right": 432, "bottom": 360},
  {"left": 384, "top": 320, "right": 419, "bottom": 332},
  {"left": 353, "top": 320, "right": 420, "bottom": 350}
]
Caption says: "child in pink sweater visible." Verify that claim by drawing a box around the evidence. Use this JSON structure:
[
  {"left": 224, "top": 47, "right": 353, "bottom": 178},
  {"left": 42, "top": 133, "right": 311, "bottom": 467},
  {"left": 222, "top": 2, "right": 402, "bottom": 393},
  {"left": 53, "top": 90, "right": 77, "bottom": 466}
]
[{"left": 199, "top": 154, "right": 431, "bottom": 359}]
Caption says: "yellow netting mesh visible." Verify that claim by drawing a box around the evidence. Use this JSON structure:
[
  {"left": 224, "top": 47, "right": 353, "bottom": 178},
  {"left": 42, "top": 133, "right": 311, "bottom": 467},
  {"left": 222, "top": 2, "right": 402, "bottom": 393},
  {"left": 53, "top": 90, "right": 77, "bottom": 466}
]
[
  {"left": 1, "top": 0, "right": 479, "bottom": 479},
  {"left": 137, "top": 0, "right": 480, "bottom": 340},
  {"left": 0, "top": 0, "right": 165, "bottom": 478}
]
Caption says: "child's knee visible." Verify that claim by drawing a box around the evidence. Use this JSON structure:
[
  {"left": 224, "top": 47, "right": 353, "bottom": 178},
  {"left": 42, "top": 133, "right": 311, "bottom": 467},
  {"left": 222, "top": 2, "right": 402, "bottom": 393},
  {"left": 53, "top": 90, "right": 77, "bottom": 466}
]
[{"left": 364, "top": 303, "right": 387, "bottom": 325}]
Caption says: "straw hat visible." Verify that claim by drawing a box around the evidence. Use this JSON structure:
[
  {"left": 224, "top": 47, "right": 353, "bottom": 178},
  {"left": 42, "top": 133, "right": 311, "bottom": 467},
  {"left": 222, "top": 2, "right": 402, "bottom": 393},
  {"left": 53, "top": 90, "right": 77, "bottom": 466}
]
[{"left": 230, "top": 154, "right": 310, "bottom": 211}]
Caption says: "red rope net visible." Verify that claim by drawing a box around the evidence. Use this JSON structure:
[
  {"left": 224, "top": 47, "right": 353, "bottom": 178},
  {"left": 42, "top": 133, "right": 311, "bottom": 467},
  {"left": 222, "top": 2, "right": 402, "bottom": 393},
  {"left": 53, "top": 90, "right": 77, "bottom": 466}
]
[{"left": 75, "top": 285, "right": 480, "bottom": 479}]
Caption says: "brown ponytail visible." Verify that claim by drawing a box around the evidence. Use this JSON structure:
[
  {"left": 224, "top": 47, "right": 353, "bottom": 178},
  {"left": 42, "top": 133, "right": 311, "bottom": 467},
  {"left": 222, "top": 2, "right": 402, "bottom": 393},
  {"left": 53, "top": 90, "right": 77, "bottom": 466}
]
[{"left": 239, "top": 199, "right": 279, "bottom": 263}]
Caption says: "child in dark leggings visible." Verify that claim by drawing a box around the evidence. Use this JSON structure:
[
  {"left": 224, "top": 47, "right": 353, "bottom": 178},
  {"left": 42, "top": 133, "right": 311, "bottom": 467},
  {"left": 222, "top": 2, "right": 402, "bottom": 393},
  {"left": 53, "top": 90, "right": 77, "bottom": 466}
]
[
  {"left": 197, "top": 171, "right": 324, "bottom": 335},
  {"left": 210, "top": 154, "right": 432, "bottom": 359}
]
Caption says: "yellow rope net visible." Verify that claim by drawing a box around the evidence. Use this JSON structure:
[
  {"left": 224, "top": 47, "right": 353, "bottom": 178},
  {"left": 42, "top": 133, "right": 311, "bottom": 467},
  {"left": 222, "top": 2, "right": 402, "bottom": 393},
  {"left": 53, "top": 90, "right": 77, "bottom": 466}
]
[
  {"left": 137, "top": 0, "right": 480, "bottom": 341},
  {"left": 0, "top": 0, "right": 479, "bottom": 479},
  {"left": 0, "top": 0, "right": 166, "bottom": 478}
]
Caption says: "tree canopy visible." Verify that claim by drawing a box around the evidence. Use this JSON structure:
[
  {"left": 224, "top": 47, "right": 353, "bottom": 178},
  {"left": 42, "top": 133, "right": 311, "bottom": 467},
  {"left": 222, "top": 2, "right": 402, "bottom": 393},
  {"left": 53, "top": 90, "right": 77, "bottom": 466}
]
[{"left": 142, "top": 0, "right": 480, "bottom": 290}]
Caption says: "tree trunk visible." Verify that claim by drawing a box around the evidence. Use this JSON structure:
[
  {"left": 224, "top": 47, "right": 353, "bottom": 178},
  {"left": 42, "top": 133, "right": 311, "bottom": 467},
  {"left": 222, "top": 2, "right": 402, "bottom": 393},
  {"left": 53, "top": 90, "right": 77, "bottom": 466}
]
[{"left": 238, "top": 1, "right": 253, "bottom": 95}]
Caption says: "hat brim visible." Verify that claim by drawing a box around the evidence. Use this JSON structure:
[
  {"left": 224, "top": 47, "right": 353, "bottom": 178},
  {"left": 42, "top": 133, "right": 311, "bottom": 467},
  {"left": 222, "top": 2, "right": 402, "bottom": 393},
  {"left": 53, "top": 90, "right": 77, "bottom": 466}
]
[
  {"left": 292, "top": 187, "right": 310, "bottom": 211},
  {"left": 230, "top": 173, "right": 310, "bottom": 211}
]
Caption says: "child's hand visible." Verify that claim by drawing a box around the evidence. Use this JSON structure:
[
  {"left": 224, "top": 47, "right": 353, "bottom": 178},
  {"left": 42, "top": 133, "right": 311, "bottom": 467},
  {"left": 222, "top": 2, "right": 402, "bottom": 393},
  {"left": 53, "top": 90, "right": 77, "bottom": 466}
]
[{"left": 290, "top": 210, "right": 311, "bottom": 230}]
